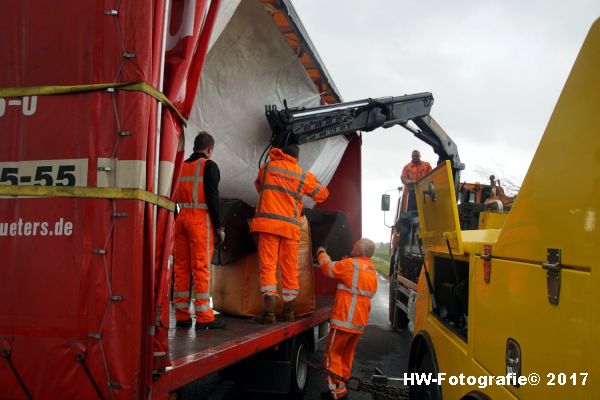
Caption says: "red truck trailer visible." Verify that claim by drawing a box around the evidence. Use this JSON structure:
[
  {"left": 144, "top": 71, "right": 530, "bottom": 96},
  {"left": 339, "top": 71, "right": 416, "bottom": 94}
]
[{"left": 0, "top": 1, "right": 361, "bottom": 399}]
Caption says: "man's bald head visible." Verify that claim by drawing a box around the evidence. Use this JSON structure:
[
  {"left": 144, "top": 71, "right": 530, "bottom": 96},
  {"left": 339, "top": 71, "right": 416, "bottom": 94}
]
[
  {"left": 411, "top": 150, "right": 421, "bottom": 164},
  {"left": 350, "top": 238, "right": 376, "bottom": 258}
]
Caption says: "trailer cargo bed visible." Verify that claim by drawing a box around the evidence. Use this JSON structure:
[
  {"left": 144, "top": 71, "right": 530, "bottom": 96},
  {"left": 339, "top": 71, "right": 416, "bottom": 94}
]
[{"left": 151, "top": 297, "right": 332, "bottom": 397}]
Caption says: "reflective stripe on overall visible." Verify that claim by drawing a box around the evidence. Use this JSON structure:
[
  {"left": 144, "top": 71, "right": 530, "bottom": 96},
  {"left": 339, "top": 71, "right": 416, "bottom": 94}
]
[
  {"left": 324, "top": 327, "right": 360, "bottom": 399},
  {"left": 255, "top": 162, "right": 307, "bottom": 227},
  {"left": 256, "top": 162, "right": 305, "bottom": 299},
  {"left": 330, "top": 259, "right": 376, "bottom": 332}
]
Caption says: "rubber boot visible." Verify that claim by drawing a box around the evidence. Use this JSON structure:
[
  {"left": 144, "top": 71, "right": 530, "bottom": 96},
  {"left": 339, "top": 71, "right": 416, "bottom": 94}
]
[
  {"left": 175, "top": 318, "right": 193, "bottom": 328},
  {"left": 195, "top": 316, "right": 226, "bottom": 329},
  {"left": 277, "top": 299, "right": 296, "bottom": 322},
  {"left": 252, "top": 295, "right": 277, "bottom": 324},
  {"left": 320, "top": 391, "right": 347, "bottom": 400}
]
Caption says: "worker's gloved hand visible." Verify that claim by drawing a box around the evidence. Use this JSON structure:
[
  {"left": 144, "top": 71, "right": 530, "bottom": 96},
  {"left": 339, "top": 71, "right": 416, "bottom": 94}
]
[
  {"left": 316, "top": 246, "right": 327, "bottom": 257},
  {"left": 216, "top": 227, "right": 225, "bottom": 245}
]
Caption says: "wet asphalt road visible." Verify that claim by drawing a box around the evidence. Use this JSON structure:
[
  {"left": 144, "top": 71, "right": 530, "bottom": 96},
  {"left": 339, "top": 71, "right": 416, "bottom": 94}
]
[{"left": 179, "top": 273, "right": 413, "bottom": 400}]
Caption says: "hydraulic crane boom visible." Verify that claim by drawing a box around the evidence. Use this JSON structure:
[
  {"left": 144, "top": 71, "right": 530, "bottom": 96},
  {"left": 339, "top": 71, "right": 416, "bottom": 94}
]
[{"left": 265, "top": 92, "right": 465, "bottom": 185}]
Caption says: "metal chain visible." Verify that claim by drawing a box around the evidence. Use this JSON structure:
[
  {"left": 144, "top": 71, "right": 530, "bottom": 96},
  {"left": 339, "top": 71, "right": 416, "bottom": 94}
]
[{"left": 302, "top": 356, "right": 410, "bottom": 399}]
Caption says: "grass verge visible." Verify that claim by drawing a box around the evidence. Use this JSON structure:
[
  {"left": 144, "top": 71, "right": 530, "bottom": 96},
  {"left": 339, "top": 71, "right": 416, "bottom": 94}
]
[{"left": 373, "top": 258, "right": 390, "bottom": 277}]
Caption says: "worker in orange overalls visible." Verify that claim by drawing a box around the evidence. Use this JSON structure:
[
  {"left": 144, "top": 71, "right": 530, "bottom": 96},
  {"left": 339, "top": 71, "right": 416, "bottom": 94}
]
[
  {"left": 250, "top": 145, "right": 329, "bottom": 324},
  {"left": 401, "top": 149, "right": 432, "bottom": 185},
  {"left": 401, "top": 149, "right": 432, "bottom": 211},
  {"left": 316, "top": 238, "right": 378, "bottom": 400},
  {"left": 173, "top": 132, "right": 226, "bottom": 329}
]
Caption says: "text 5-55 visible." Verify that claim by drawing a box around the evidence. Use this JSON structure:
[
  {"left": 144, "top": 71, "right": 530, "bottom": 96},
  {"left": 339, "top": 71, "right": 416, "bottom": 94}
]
[
  {"left": 0, "top": 160, "right": 88, "bottom": 187},
  {"left": 1, "top": 165, "right": 76, "bottom": 186}
]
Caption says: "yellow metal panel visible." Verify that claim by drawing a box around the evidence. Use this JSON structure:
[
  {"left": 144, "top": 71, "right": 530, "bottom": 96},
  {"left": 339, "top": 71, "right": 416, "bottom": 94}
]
[
  {"left": 472, "top": 257, "right": 592, "bottom": 399},
  {"left": 460, "top": 229, "right": 501, "bottom": 247},
  {"left": 461, "top": 229, "right": 501, "bottom": 255},
  {"left": 415, "top": 160, "right": 463, "bottom": 255},
  {"left": 489, "top": 21, "right": 600, "bottom": 399},
  {"left": 413, "top": 253, "right": 516, "bottom": 399},
  {"left": 494, "top": 19, "right": 600, "bottom": 270},
  {"left": 415, "top": 248, "right": 595, "bottom": 399},
  {"left": 478, "top": 211, "right": 508, "bottom": 229},
  {"left": 427, "top": 315, "right": 519, "bottom": 399}
]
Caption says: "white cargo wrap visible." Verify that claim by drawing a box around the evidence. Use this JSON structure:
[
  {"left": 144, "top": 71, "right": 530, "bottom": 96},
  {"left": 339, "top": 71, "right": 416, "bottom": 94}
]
[{"left": 186, "top": 0, "right": 348, "bottom": 206}]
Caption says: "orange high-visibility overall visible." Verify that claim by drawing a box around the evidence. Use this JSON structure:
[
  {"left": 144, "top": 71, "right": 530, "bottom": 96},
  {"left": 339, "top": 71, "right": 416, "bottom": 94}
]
[
  {"left": 250, "top": 148, "right": 328, "bottom": 302},
  {"left": 401, "top": 160, "right": 432, "bottom": 183},
  {"left": 401, "top": 160, "right": 432, "bottom": 211},
  {"left": 174, "top": 158, "right": 215, "bottom": 323},
  {"left": 318, "top": 252, "right": 378, "bottom": 399}
]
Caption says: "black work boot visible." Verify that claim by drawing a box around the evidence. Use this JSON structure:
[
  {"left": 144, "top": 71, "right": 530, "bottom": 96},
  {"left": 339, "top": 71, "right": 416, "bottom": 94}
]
[
  {"left": 277, "top": 299, "right": 296, "bottom": 322},
  {"left": 175, "top": 318, "right": 193, "bottom": 328},
  {"left": 321, "top": 390, "right": 348, "bottom": 399},
  {"left": 252, "top": 295, "right": 277, "bottom": 324},
  {"left": 195, "top": 316, "right": 226, "bottom": 329}
]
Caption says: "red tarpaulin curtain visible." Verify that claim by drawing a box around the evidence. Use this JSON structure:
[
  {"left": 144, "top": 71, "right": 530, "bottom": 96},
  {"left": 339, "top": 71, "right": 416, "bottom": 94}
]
[
  {"left": 152, "top": 0, "right": 222, "bottom": 376},
  {"left": 0, "top": 1, "right": 220, "bottom": 399}
]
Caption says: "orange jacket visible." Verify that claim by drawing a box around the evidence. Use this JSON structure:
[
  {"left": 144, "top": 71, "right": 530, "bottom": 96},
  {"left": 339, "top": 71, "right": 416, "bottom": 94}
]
[
  {"left": 176, "top": 158, "right": 209, "bottom": 218},
  {"left": 250, "top": 148, "right": 329, "bottom": 240},
  {"left": 401, "top": 161, "right": 432, "bottom": 184},
  {"left": 317, "top": 252, "right": 378, "bottom": 334}
]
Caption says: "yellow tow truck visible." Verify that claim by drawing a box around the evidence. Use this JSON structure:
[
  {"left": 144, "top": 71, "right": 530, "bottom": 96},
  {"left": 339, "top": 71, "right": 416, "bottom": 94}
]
[{"left": 406, "top": 17, "right": 599, "bottom": 400}]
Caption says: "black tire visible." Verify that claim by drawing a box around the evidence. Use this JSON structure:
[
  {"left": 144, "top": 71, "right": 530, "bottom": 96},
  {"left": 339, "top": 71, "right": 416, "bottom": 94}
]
[
  {"left": 461, "top": 392, "right": 491, "bottom": 400},
  {"left": 410, "top": 346, "right": 442, "bottom": 400},
  {"left": 289, "top": 338, "right": 309, "bottom": 399}
]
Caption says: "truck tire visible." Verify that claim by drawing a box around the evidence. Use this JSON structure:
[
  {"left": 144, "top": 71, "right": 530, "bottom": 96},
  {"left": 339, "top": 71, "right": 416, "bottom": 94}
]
[
  {"left": 461, "top": 393, "right": 491, "bottom": 400},
  {"left": 409, "top": 336, "right": 442, "bottom": 400},
  {"left": 289, "top": 338, "right": 309, "bottom": 399},
  {"left": 410, "top": 348, "right": 442, "bottom": 400}
]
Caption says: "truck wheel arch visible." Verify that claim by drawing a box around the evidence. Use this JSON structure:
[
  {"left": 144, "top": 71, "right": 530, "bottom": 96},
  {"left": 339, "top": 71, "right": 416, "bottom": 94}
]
[
  {"left": 408, "top": 331, "right": 439, "bottom": 374},
  {"left": 408, "top": 331, "right": 443, "bottom": 400},
  {"left": 461, "top": 391, "right": 491, "bottom": 400}
]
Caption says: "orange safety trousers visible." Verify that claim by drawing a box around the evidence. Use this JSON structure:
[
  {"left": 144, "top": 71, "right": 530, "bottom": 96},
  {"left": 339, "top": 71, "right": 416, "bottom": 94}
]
[
  {"left": 257, "top": 232, "right": 299, "bottom": 302},
  {"left": 173, "top": 213, "right": 215, "bottom": 323},
  {"left": 323, "top": 328, "right": 361, "bottom": 399}
]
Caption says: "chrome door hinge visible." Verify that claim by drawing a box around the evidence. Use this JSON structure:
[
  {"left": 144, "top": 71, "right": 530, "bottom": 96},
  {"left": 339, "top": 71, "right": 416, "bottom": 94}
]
[{"left": 542, "top": 248, "right": 561, "bottom": 305}]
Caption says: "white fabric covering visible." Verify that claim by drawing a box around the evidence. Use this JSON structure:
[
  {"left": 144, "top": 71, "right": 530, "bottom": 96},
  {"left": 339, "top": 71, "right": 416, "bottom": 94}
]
[{"left": 185, "top": 0, "right": 348, "bottom": 206}]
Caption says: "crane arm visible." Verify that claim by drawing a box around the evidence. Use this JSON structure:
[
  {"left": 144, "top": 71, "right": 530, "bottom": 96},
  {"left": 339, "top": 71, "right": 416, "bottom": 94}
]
[{"left": 265, "top": 92, "right": 464, "bottom": 185}]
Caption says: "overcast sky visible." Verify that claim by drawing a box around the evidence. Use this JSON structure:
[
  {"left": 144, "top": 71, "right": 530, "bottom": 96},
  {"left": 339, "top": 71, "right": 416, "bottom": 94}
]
[{"left": 292, "top": 0, "right": 600, "bottom": 243}]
